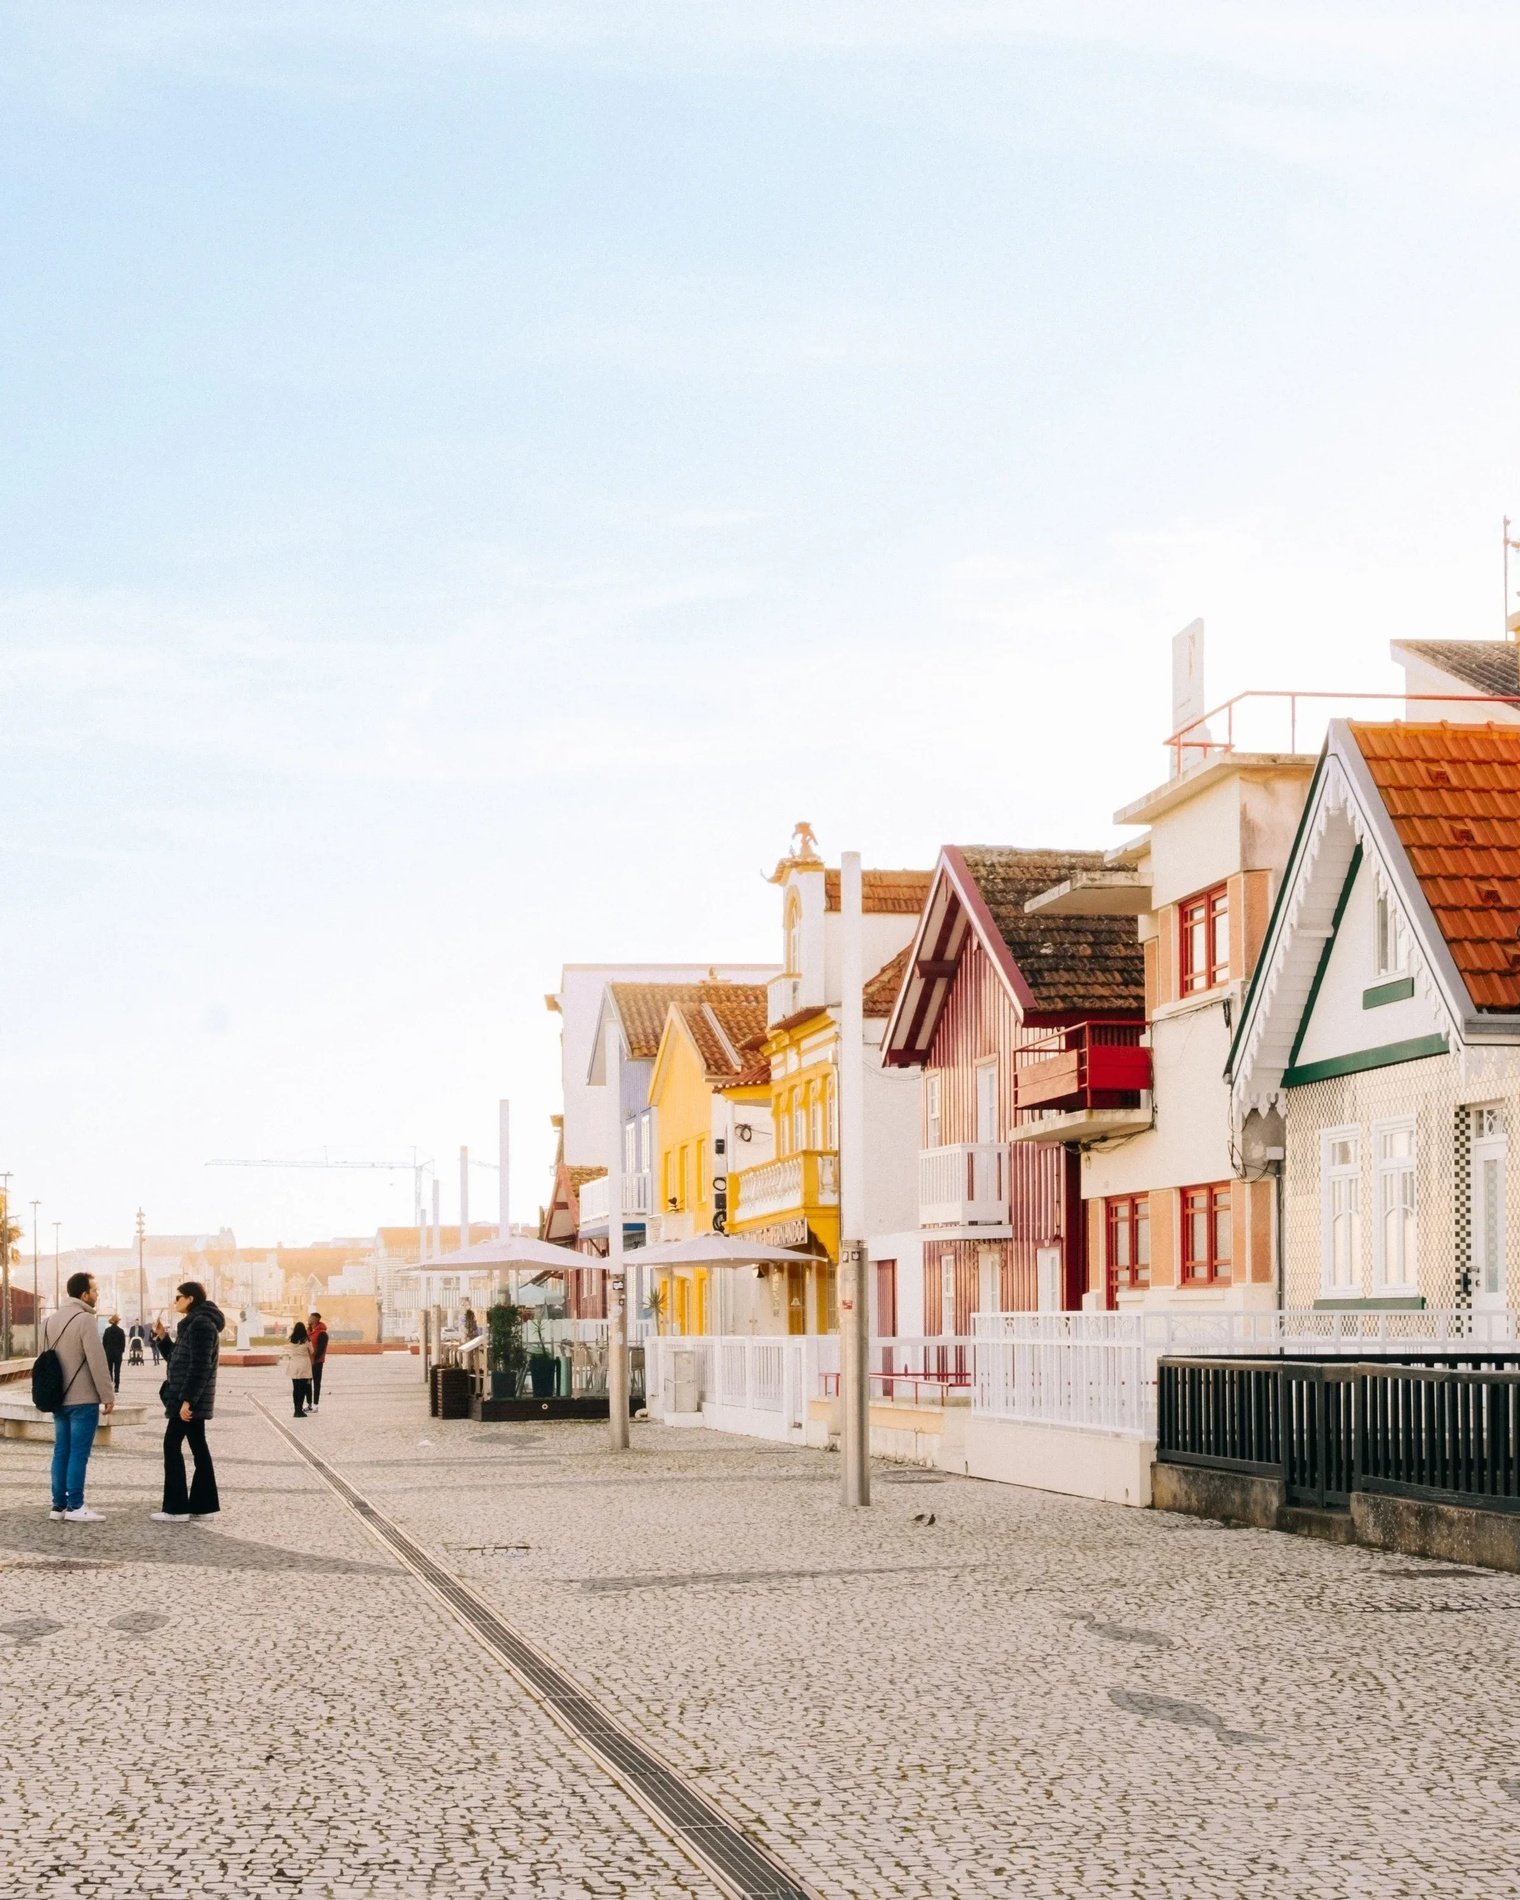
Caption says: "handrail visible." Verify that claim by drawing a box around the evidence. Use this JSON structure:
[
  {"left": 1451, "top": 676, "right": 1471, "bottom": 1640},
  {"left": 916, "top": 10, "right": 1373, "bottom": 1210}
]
[{"left": 1165, "top": 687, "right": 1520, "bottom": 776}]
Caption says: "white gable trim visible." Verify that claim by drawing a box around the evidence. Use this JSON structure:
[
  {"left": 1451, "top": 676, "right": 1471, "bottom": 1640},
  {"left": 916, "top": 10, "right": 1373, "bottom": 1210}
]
[{"left": 1229, "top": 727, "right": 1469, "bottom": 1117}]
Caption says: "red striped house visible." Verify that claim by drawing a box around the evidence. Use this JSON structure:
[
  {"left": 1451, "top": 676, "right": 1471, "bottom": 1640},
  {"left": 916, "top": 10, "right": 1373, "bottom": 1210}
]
[{"left": 880, "top": 846, "right": 1146, "bottom": 1325}]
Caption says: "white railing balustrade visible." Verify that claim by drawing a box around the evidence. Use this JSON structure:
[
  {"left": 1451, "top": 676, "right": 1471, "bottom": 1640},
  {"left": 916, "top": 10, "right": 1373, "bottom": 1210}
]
[
  {"left": 577, "top": 1171, "right": 653, "bottom": 1227},
  {"left": 730, "top": 1150, "right": 839, "bottom": 1225},
  {"left": 918, "top": 1143, "right": 1010, "bottom": 1227},
  {"left": 767, "top": 972, "right": 801, "bottom": 1024}
]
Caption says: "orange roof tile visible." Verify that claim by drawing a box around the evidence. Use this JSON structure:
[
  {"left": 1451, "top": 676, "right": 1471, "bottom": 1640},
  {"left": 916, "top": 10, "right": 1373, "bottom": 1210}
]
[
  {"left": 673, "top": 983, "right": 771, "bottom": 1085},
  {"left": 863, "top": 945, "right": 910, "bottom": 1017},
  {"left": 823, "top": 869, "right": 933, "bottom": 914},
  {"left": 1350, "top": 721, "right": 1520, "bottom": 1012}
]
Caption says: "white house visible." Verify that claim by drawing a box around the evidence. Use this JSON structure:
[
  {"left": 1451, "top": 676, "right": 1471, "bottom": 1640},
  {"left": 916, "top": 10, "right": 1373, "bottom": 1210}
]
[{"left": 1229, "top": 719, "right": 1520, "bottom": 1314}]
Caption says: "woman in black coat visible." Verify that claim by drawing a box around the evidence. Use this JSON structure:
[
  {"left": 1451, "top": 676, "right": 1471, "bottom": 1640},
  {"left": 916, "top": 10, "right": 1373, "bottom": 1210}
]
[{"left": 151, "top": 1281, "right": 224, "bottom": 1523}]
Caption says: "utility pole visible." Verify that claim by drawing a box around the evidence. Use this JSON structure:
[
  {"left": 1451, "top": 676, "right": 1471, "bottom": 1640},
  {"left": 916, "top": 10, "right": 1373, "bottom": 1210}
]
[
  {"left": 135, "top": 1208, "right": 147, "bottom": 1327},
  {"left": 51, "top": 1221, "right": 60, "bottom": 1310},
  {"left": 0, "top": 1174, "right": 12, "bottom": 1359},
  {"left": 838, "top": 851, "right": 870, "bottom": 1508},
  {"left": 606, "top": 1023, "right": 629, "bottom": 1451},
  {"left": 29, "top": 1203, "right": 40, "bottom": 1335}
]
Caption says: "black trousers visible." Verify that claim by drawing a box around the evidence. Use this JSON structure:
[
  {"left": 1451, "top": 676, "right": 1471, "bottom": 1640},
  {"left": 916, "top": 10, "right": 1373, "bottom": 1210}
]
[
  {"left": 311, "top": 1361, "right": 325, "bottom": 1405},
  {"left": 163, "top": 1415, "right": 219, "bottom": 1516},
  {"left": 292, "top": 1379, "right": 311, "bottom": 1416},
  {"left": 106, "top": 1355, "right": 122, "bottom": 1391}
]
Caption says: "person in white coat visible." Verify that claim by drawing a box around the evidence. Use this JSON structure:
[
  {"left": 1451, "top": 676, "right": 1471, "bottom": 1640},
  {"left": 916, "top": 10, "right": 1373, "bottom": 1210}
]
[
  {"left": 279, "top": 1324, "right": 314, "bottom": 1418},
  {"left": 43, "top": 1272, "right": 117, "bottom": 1521}
]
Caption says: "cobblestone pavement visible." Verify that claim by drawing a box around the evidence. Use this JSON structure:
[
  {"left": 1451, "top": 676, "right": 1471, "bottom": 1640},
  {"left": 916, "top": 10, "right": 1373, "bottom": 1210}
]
[{"left": 7, "top": 1355, "right": 1520, "bottom": 1898}]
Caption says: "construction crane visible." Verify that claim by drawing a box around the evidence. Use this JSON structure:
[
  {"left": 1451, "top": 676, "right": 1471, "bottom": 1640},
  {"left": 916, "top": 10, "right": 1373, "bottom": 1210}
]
[
  {"left": 207, "top": 1149, "right": 501, "bottom": 1229},
  {"left": 207, "top": 1150, "right": 437, "bottom": 1227}
]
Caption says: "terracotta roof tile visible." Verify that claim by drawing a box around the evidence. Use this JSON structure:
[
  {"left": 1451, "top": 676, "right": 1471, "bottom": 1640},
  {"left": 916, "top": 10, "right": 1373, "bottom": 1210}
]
[
  {"left": 673, "top": 983, "right": 771, "bottom": 1085},
  {"left": 608, "top": 982, "right": 711, "bottom": 1058},
  {"left": 824, "top": 869, "right": 934, "bottom": 914},
  {"left": 1349, "top": 721, "right": 1520, "bottom": 1013},
  {"left": 863, "top": 945, "right": 910, "bottom": 1017},
  {"left": 956, "top": 847, "right": 1145, "bottom": 1014}
]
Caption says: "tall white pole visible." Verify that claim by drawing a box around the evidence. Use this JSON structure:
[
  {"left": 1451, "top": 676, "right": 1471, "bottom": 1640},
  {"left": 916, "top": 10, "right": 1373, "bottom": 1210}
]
[
  {"left": 606, "top": 1019, "right": 629, "bottom": 1451},
  {"left": 498, "top": 1099, "right": 511, "bottom": 1309},
  {"left": 460, "top": 1145, "right": 469, "bottom": 1246},
  {"left": 431, "top": 1178, "right": 441, "bottom": 1262},
  {"left": 838, "top": 849, "right": 870, "bottom": 1507}
]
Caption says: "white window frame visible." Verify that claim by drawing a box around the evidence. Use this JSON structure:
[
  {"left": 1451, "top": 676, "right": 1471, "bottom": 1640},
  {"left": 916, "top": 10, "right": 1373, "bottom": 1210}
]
[
  {"left": 1470, "top": 1106, "right": 1508, "bottom": 1308},
  {"left": 1319, "top": 1125, "right": 1361, "bottom": 1296},
  {"left": 1372, "top": 1116, "right": 1417, "bottom": 1293},
  {"left": 1373, "top": 886, "right": 1408, "bottom": 981},
  {"left": 925, "top": 1073, "right": 942, "bottom": 1150}
]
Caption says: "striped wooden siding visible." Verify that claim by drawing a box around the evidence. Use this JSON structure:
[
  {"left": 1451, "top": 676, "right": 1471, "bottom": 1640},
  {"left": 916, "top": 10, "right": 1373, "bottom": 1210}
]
[{"left": 920, "top": 933, "right": 1078, "bottom": 1317}]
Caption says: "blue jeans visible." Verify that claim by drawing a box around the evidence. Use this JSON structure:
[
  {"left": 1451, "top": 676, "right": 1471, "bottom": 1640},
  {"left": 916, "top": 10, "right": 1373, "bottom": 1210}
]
[{"left": 51, "top": 1404, "right": 100, "bottom": 1512}]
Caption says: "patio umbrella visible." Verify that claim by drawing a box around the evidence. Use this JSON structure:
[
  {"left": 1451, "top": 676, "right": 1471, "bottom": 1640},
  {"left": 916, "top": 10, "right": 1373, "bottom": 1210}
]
[
  {"left": 407, "top": 1233, "right": 590, "bottom": 1275},
  {"left": 633, "top": 1233, "right": 826, "bottom": 1270}
]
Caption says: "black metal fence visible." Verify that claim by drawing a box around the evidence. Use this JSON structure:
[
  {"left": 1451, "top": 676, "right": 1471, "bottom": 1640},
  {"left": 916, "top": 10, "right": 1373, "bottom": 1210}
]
[{"left": 1158, "top": 1353, "right": 1520, "bottom": 1513}]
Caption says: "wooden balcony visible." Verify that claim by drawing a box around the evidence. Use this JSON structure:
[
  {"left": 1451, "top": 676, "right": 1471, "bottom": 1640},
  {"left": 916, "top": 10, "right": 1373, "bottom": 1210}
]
[
  {"left": 577, "top": 1171, "right": 653, "bottom": 1230},
  {"left": 1010, "top": 1022, "right": 1151, "bottom": 1145},
  {"left": 730, "top": 1150, "right": 838, "bottom": 1228}
]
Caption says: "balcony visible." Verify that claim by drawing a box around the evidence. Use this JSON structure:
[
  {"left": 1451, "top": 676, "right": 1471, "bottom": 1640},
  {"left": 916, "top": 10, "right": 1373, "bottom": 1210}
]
[
  {"left": 919, "top": 1143, "right": 1011, "bottom": 1232},
  {"left": 576, "top": 1170, "right": 653, "bottom": 1231},
  {"left": 730, "top": 1150, "right": 838, "bottom": 1231},
  {"left": 1010, "top": 1022, "right": 1152, "bottom": 1145}
]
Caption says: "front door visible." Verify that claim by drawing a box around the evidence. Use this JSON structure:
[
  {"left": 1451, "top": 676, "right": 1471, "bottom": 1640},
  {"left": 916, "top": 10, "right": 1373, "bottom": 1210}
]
[
  {"left": 1471, "top": 1108, "right": 1508, "bottom": 1311},
  {"left": 974, "top": 1062, "right": 1000, "bottom": 1209}
]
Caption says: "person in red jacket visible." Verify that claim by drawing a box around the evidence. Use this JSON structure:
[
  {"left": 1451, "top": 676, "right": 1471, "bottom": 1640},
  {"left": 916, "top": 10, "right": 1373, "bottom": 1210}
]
[{"left": 307, "top": 1312, "right": 330, "bottom": 1412}]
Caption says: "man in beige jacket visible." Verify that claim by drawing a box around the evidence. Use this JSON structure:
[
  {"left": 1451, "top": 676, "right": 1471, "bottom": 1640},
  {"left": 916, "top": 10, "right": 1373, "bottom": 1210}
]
[{"left": 44, "top": 1272, "right": 116, "bottom": 1522}]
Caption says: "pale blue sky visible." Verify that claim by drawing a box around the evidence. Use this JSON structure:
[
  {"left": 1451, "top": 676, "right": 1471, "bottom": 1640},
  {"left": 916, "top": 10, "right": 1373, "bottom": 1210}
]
[{"left": 5, "top": 3, "right": 1518, "bottom": 1249}]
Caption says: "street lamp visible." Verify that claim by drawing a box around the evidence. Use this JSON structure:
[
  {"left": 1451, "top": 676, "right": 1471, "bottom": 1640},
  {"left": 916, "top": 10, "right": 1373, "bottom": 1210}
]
[
  {"left": 135, "top": 1208, "right": 146, "bottom": 1327},
  {"left": 30, "top": 1202, "right": 40, "bottom": 1327}
]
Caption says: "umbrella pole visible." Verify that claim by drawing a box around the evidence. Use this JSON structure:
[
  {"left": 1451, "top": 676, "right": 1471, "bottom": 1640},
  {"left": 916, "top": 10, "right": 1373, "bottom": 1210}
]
[{"left": 607, "top": 1021, "right": 630, "bottom": 1450}]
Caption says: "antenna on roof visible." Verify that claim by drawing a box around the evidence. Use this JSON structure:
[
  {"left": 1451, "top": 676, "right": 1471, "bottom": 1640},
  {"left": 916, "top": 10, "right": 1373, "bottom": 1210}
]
[{"left": 1503, "top": 517, "right": 1520, "bottom": 640}]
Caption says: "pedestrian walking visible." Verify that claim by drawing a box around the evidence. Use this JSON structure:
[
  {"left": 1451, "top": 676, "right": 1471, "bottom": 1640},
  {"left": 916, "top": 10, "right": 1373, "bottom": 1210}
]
[
  {"left": 462, "top": 1307, "right": 479, "bottom": 1341},
  {"left": 148, "top": 1323, "right": 162, "bottom": 1366},
  {"left": 152, "top": 1282, "right": 223, "bottom": 1524},
  {"left": 307, "top": 1311, "right": 329, "bottom": 1412},
  {"left": 102, "top": 1314, "right": 126, "bottom": 1392},
  {"left": 41, "top": 1272, "right": 117, "bottom": 1522},
  {"left": 280, "top": 1323, "right": 313, "bottom": 1418}
]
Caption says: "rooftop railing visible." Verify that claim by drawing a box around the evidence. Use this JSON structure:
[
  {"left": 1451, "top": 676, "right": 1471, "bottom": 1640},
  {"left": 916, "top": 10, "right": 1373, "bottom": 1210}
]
[{"left": 1166, "top": 688, "right": 1520, "bottom": 778}]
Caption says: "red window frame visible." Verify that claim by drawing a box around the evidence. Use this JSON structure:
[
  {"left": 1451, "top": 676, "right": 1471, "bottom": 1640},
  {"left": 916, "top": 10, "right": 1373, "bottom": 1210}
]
[
  {"left": 1106, "top": 1194, "right": 1150, "bottom": 1292},
  {"left": 1181, "top": 1183, "right": 1232, "bottom": 1285},
  {"left": 1179, "top": 883, "right": 1229, "bottom": 994}
]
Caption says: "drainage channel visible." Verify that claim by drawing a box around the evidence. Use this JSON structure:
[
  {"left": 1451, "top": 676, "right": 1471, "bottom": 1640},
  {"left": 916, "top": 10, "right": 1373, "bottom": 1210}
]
[{"left": 252, "top": 1400, "right": 821, "bottom": 1900}]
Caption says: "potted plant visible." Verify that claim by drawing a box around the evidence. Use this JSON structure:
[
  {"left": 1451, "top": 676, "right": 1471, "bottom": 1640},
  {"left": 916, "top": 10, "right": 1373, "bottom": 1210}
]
[
  {"left": 644, "top": 1282, "right": 665, "bottom": 1336},
  {"left": 487, "top": 1301, "right": 527, "bottom": 1399},
  {"left": 527, "top": 1312, "right": 558, "bottom": 1399}
]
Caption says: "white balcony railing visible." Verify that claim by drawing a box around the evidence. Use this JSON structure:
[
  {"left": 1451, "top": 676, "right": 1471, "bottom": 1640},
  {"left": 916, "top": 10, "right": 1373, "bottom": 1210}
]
[
  {"left": 918, "top": 1143, "right": 1010, "bottom": 1227},
  {"left": 731, "top": 1150, "right": 838, "bottom": 1226},
  {"left": 577, "top": 1170, "right": 653, "bottom": 1228}
]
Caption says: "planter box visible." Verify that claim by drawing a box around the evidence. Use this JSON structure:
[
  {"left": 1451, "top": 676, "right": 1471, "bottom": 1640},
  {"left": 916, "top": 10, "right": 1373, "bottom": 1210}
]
[{"left": 471, "top": 1395, "right": 639, "bottom": 1422}]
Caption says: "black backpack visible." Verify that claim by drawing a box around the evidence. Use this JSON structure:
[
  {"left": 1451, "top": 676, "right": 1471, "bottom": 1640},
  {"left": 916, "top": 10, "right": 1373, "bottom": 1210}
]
[{"left": 31, "top": 1312, "right": 84, "bottom": 1414}]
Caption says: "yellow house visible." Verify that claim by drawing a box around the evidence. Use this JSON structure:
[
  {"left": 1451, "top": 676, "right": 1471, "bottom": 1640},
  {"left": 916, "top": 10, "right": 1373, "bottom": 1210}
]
[
  {"left": 728, "top": 825, "right": 931, "bottom": 1334},
  {"left": 645, "top": 984, "right": 771, "bottom": 1336}
]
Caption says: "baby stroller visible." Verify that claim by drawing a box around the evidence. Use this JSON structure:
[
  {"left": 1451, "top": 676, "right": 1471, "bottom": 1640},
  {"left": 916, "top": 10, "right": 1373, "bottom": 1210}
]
[{"left": 127, "top": 1334, "right": 145, "bottom": 1368}]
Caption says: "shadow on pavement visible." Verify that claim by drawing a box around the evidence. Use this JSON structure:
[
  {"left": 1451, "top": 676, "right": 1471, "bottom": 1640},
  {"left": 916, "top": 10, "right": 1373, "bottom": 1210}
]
[{"left": 0, "top": 1508, "right": 396, "bottom": 1577}]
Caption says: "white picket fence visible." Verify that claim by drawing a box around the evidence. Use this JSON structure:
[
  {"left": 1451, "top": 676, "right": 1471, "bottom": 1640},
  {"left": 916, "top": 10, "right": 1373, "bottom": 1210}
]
[
  {"left": 972, "top": 1308, "right": 1520, "bottom": 1439},
  {"left": 645, "top": 1310, "right": 1519, "bottom": 1445}
]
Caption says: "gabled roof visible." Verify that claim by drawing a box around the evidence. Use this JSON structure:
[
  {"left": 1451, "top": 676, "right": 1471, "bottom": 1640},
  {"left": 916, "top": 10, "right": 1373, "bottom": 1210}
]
[
  {"left": 1229, "top": 721, "right": 1520, "bottom": 1116},
  {"left": 824, "top": 869, "right": 933, "bottom": 914},
  {"left": 670, "top": 984, "right": 771, "bottom": 1087},
  {"left": 882, "top": 846, "right": 1145, "bottom": 1064},
  {"left": 607, "top": 982, "right": 707, "bottom": 1059},
  {"left": 1349, "top": 721, "right": 1520, "bottom": 1012},
  {"left": 1393, "top": 639, "right": 1520, "bottom": 700}
]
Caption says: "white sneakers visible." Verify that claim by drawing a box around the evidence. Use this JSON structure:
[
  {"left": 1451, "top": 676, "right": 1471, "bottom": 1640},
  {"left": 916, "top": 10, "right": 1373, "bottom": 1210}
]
[
  {"left": 150, "top": 1511, "right": 189, "bottom": 1522},
  {"left": 49, "top": 1509, "right": 65, "bottom": 1521},
  {"left": 61, "top": 1507, "right": 104, "bottom": 1523}
]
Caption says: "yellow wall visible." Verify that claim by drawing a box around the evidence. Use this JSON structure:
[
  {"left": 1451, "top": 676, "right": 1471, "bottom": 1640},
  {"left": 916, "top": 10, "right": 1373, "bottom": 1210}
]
[{"left": 649, "top": 1022, "right": 717, "bottom": 1236}]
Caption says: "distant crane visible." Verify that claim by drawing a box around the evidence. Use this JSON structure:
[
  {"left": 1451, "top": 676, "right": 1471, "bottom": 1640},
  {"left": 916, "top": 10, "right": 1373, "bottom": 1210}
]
[
  {"left": 207, "top": 1150, "right": 437, "bottom": 1228},
  {"left": 206, "top": 1149, "right": 501, "bottom": 1230}
]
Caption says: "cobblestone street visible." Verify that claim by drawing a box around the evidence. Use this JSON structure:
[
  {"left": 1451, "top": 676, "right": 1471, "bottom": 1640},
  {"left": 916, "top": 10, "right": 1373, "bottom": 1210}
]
[{"left": 6, "top": 1354, "right": 1520, "bottom": 1898}]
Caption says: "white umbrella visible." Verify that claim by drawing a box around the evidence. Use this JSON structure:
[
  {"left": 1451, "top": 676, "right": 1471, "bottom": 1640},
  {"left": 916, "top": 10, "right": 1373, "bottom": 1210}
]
[
  {"left": 407, "top": 1234, "right": 589, "bottom": 1275},
  {"left": 633, "top": 1233, "right": 826, "bottom": 1270}
]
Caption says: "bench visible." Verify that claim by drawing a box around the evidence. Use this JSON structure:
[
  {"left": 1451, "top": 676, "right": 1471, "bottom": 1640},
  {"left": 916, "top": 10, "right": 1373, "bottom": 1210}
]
[{"left": 0, "top": 1400, "right": 151, "bottom": 1445}]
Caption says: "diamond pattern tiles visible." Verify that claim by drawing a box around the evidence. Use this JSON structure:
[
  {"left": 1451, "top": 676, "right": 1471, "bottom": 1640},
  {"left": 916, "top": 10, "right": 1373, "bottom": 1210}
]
[{"left": 1349, "top": 720, "right": 1520, "bottom": 1011}]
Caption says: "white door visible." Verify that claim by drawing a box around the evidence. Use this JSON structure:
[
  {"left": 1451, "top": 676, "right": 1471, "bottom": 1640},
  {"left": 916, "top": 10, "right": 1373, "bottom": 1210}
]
[
  {"left": 974, "top": 1062, "right": 1000, "bottom": 1210},
  {"left": 977, "top": 1248, "right": 999, "bottom": 1322},
  {"left": 1036, "top": 1245, "right": 1062, "bottom": 1313},
  {"left": 1471, "top": 1109, "right": 1508, "bottom": 1310}
]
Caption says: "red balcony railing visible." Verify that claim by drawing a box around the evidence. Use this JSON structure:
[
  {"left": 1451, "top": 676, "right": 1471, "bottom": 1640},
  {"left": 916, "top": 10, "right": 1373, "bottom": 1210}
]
[
  {"left": 1014, "top": 1022, "right": 1150, "bottom": 1113},
  {"left": 1166, "top": 689, "right": 1520, "bottom": 778}
]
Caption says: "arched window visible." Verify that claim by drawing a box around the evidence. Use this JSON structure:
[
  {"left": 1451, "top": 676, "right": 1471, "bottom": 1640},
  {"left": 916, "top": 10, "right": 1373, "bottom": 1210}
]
[{"left": 784, "top": 890, "right": 801, "bottom": 975}]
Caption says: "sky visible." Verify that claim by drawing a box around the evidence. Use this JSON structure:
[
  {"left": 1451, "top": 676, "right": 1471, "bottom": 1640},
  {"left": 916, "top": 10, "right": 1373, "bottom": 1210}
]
[{"left": 4, "top": 1, "right": 1520, "bottom": 1252}]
